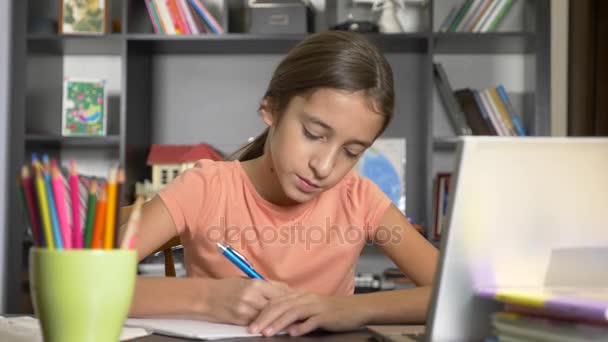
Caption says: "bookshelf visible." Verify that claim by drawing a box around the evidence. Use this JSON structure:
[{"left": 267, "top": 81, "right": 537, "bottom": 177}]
[{"left": 5, "top": 0, "right": 551, "bottom": 312}]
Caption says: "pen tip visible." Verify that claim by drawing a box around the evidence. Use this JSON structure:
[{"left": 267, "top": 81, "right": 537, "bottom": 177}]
[{"left": 216, "top": 242, "right": 226, "bottom": 252}]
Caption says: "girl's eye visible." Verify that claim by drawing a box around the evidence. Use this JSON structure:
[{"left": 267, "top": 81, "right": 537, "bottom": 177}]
[
  {"left": 344, "top": 149, "right": 360, "bottom": 159},
  {"left": 303, "top": 127, "right": 321, "bottom": 140}
]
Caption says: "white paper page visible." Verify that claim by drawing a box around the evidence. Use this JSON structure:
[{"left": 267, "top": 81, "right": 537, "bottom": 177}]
[
  {"left": 125, "top": 318, "right": 267, "bottom": 340},
  {"left": 0, "top": 316, "right": 150, "bottom": 342}
]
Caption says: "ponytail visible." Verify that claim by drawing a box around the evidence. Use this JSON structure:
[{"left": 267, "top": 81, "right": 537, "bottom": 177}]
[{"left": 228, "top": 128, "right": 269, "bottom": 161}]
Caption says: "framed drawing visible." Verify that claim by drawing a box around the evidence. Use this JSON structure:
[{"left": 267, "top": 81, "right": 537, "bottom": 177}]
[
  {"left": 61, "top": 77, "right": 107, "bottom": 136},
  {"left": 59, "top": 0, "right": 108, "bottom": 34}
]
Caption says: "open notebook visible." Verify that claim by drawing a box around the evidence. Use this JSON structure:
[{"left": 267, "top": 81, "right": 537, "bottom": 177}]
[
  {"left": 124, "top": 318, "right": 277, "bottom": 340},
  {"left": 1, "top": 316, "right": 272, "bottom": 341}
]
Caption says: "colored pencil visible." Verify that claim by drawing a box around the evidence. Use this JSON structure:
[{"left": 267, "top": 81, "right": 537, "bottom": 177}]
[
  {"left": 51, "top": 160, "right": 72, "bottom": 249},
  {"left": 121, "top": 196, "right": 144, "bottom": 250},
  {"left": 84, "top": 179, "right": 98, "bottom": 248},
  {"left": 68, "top": 160, "right": 82, "bottom": 248},
  {"left": 113, "top": 167, "right": 125, "bottom": 248},
  {"left": 33, "top": 161, "right": 55, "bottom": 250},
  {"left": 104, "top": 168, "right": 118, "bottom": 249},
  {"left": 20, "top": 166, "right": 42, "bottom": 246},
  {"left": 41, "top": 155, "right": 64, "bottom": 249},
  {"left": 91, "top": 187, "right": 107, "bottom": 249}
]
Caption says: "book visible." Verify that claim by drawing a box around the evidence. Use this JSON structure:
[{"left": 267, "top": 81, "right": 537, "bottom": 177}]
[
  {"left": 477, "top": 287, "right": 608, "bottom": 323},
  {"left": 186, "top": 0, "right": 209, "bottom": 33},
  {"left": 488, "top": 87, "right": 517, "bottom": 136},
  {"left": 492, "top": 312, "right": 608, "bottom": 342},
  {"left": 59, "top": 0, "right": 108, "bottom": 34},
  {"left": 167, "top": 0, "right": 189, "bottom": 34},
  {"left": 61, "top": 77, "right": 107, "bottom": 136},
  {"left": 473, "top": 0, "right": 502, "bottom": 32},
  {"left": 124, "top": 318, "right": 283, "bottom": 339},
  {"left": 454, "top": 88, "right": 495, "bottom": 135},
  {"left": 433, "top": 62, "right": 472, "bottom": 136},
  {"left": 456, "top": 0, "right": 485, "bottom": 32},
  {"left": 448, "top": 0, "right": 475, "bottom": 32},
  {"left": 472, "top": 89, "right": 498, "bottom": 135},
  {"left": 465, "top": 0, "right": 493, "bottom": 32},
  {"left": 496, "top": 85, "right": 526, "bottom": 136},
  {"left": 179, "top": 0, "right": 200, "bottom": 34},
  {"left": 433, "top": 173, "right": 451, "bottom": 240},
  {"left": 506, "top": 304, "right": 608, "bottom": 326},
  {"left": 154, "top": 0, "right": 177, "bottom": 34},
  {"left": 145, "top": 0, "right": 162, "bottom": 34},
  {"left": 485, "top": 0, "right": 514, "bottom": 32},
  {"left": 438, "top": 4, "right": 461, "bottom": 32},
  {"left": 188, "top": 0, "right": 225, "bottom": 34},
  {"left": 480, "top": 88, "right": 510, "bottom": 136}
]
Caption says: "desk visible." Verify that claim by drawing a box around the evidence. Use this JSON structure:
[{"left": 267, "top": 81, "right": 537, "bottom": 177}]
[
  {"left": 4, "top": 315, "right": 422, "bottom": 341},
  {"left": 135, "top": 329, "right": 371, "bottom": 341},
  {"left": 134, "top": 326, "right": 425, "bottom": 341}
]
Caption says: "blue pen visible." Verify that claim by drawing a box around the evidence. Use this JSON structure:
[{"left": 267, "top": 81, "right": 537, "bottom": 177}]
[{"left": 216, "top": 242, "right": 264, "bottom": 279}]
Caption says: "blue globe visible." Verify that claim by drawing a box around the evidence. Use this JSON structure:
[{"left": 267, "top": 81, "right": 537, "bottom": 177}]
[{"left": 358, "top": 150, "right": 402, "bottom": 206}]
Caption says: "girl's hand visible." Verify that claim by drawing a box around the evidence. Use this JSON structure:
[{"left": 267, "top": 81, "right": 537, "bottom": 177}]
[
  {"left": 203, "top": 277, "right": 291, "bottom": 326},
  {"left": 248, "top": 291, "right": 368, "bottom": 337}
]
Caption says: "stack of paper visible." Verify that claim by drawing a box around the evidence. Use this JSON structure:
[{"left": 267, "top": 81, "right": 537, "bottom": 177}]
[
  {"left": 125, "top": 318, "right": 268, "bottom": 340},
  {"left": 0, "top": 316, "right": 150, "bottom": 342}
]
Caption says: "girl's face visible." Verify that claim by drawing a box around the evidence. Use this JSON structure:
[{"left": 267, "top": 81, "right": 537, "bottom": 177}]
[{"left": 261, "top": 88, "right": 385, "bottom": 205}]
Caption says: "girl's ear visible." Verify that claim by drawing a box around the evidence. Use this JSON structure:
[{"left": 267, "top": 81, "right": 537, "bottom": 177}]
[{"left": 260, "top": 98, "right": 275, "bottom": 127}]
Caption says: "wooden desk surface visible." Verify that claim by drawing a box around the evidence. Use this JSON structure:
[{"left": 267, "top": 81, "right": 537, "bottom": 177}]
[{"left": 133, "top": 326, "right": 422, "bottom": 341}]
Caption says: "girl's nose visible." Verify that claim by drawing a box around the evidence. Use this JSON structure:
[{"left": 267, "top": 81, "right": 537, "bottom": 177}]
[{"left": 309, "top": 149, "right": 336, "bottom": 180}]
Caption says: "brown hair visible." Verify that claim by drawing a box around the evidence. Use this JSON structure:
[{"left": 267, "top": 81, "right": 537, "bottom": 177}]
[{"left": 230, "top": 31, "right": 395, "bottom": 161}]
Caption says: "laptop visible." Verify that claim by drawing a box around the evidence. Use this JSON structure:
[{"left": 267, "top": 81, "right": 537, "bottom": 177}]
[{"left": 369, "top": 137, "right": 608, "bottom": 341}]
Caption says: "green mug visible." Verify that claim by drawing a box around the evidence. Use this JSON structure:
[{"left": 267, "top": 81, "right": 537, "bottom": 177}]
[{"left": 29, "top": 248, "right": 137, "bottom": 342}]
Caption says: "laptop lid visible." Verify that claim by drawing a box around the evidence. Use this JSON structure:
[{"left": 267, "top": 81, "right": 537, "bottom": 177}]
[{"left": 425, "top": 137, "right": 608, "bottom": 341}]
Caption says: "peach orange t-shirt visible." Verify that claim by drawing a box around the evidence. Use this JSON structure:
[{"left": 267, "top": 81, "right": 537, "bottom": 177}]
[{"left": 158, "top": 159, "right": 392, "bottom": 296}]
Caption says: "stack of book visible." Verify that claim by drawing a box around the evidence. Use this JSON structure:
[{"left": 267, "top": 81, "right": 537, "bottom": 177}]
[
  {"left": 433, "top": 62, "right": 525, "bottom": 136},
  {"left": 439, "top": 0, "right": 514, "bottom": 33},
  {"left": 145, "top": 0, "right": 225, "bottom": 35},
  {"left": 477, "top": 289, "right": 608, "bottom": 341}
]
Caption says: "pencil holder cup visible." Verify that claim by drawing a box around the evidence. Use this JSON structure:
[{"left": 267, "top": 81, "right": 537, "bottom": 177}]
[{"left": 29, "top": 248, "right": 137, "bottom": 342}]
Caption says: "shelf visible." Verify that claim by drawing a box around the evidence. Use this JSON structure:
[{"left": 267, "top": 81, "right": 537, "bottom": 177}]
[
  {"left": 25, "top": 32, "right": 536, "bottom": 55},
  {"left": 27, "top": 34, "right": 124, "bottom": 55},
  {"left": 125, "top": 33, "right": 429, "bottom": 54},
  {"left": 25, "top": 32, "right": 431, "bottom": 55},
  {"left": 25, "top": 134, "right": 121, "bottom": 147},
  {"left": 433, "top": 137, "right": 460, "bottom": 150},
  {"left": 432, "top": 32, "right": 536, "bottom": 54}
]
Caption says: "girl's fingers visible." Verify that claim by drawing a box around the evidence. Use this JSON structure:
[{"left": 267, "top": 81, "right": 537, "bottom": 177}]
[
  {"left": 264, "top": 305, "right": 315, "bottom": 336},
  {"left": 255, "top": 280, "right": 293, "bottom": 300},
  {"left": 288, "top": 316, "right": 321, "bottom": 336},
  {"left": 248, "top": 292, "right": 303, "bottom": 334},
  {"left": 231, "top": 304, "right": 260, "bottom": 326}
]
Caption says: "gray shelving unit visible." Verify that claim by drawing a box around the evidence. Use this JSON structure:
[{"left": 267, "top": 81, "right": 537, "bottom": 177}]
[{"left": 5, "top": 0, "right": 550, "bottom": 312}]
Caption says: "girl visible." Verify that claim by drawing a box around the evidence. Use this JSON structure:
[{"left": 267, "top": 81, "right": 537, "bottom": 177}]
[{"left": 128, "top": 30, "right": 438, "bottom": 337}]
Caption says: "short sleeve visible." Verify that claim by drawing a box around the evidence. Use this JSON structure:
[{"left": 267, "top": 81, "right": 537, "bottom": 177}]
[
  {"left": 157, "top": 160, "right": 221, "bottom": 236},
  {"left": 346, "top": 175, "right": 392, "bottom": 241}
]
